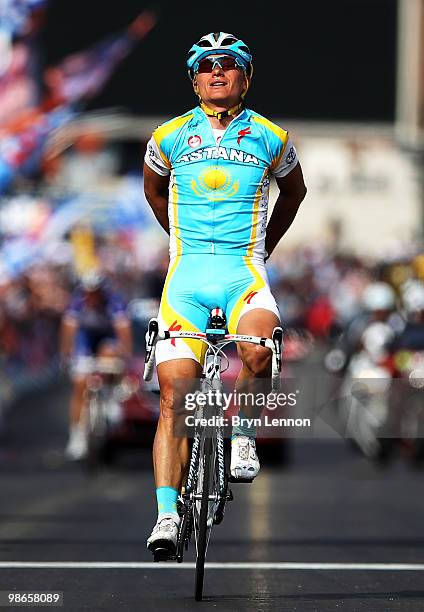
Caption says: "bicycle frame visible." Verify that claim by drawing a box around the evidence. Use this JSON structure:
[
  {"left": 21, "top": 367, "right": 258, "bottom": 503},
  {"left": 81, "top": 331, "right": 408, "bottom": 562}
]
[{"left": 76, "top": 356, "right": 125, "bottom": 469}]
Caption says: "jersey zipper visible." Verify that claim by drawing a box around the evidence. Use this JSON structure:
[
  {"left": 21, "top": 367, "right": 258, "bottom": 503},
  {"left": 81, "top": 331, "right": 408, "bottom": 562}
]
[{"left": 200, "top": 109, "right": 246, "bottom": 255}]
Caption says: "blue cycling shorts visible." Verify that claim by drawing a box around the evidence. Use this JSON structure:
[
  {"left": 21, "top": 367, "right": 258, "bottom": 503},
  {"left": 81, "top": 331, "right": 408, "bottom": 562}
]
[
  {"left": 156, "top": 254, "right": 280, "bottom": 365},
  {"left": 73, "top": 329, "right": 116, "bottom": 356}
]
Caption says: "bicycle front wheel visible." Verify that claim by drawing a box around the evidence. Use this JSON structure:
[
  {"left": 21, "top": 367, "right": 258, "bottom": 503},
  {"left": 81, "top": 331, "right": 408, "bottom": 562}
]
[
  {"left": 195, "top": 434, "right": 213, "bottom": 601},
  {"left": 84, "top": 392, "right": 108, "bottom": 469}
]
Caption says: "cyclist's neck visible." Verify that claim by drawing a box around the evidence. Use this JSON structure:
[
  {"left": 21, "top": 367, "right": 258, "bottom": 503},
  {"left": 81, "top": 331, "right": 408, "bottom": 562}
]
[{"left": 200, "top": 100, "right": 244, "bottom": 129}]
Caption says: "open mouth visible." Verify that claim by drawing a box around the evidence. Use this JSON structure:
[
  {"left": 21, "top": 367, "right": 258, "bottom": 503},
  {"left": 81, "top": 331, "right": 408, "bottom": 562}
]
[{"left": 209, "top": 80, "right": 227, "bottom": 88}]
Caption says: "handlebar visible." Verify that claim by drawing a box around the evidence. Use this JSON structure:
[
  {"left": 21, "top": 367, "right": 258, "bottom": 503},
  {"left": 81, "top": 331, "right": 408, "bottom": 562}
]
[{"left": 143, "top": 318, "right": 284, "bottom": 390}]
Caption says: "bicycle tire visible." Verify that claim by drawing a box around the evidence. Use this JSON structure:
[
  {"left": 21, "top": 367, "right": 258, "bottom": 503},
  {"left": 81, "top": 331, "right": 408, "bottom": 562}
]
[
  {"left": 84, "top": 392, "right": 107, "bottom": 470},
  {"left": 195, "top": 434, "right": 212, "bottom": 601}
]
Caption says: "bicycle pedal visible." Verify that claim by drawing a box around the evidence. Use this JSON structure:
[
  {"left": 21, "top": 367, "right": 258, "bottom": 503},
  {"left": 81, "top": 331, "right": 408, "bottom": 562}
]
[
  {"left": 149, "top": 542, "right": 176, "bottom": 562},
  {"left": 228, "top": 475, "right": 254, "bottom": 484}
]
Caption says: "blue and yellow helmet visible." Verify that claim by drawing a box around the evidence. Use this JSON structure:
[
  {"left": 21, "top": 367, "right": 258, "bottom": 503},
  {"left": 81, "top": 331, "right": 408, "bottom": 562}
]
[{"left": 187, "top": 32, "right": 253, "bottom": 81}]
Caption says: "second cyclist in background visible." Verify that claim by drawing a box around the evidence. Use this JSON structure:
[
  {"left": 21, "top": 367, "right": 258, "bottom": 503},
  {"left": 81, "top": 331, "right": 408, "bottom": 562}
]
[{"left": 60, "top": 270, "right": 132, "bottom": 460}]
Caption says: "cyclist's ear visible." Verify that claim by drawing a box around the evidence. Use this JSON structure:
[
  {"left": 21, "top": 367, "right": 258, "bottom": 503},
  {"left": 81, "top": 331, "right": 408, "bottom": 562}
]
[
  {"left": 241, "top": 73, "right": 250, "bottom": 99},
  {"left": 193, "top": 75, "right": 200, "bottom": 98}
]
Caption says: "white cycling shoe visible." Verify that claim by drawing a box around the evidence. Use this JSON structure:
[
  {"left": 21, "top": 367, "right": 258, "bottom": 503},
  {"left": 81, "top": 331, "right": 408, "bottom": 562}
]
[
  {"left": 64, "top": 425, "right": 87, "bottom": 461},
  {"left": 230, "top": 435, "right": 260, "bottom": 482},
  {"left": 147, "top": 514, "right": 180, "bottom": 561}
]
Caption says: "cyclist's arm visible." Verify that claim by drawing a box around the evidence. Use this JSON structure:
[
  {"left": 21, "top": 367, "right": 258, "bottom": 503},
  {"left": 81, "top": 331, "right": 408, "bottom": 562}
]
[
  {"left": 265, "top": 162, "right": 307, "bottom": 259},
  {"left": 143, "top": 162, "right": 170, "bottom": 234},
  {"left": 60, "top": 314, "right": 78, "bottom": 359}
]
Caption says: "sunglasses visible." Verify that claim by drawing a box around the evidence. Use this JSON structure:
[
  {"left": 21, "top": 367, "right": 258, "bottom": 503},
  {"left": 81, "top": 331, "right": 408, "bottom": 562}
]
[{"left": 196, "top": 56, "right": 242, "bottom": 74}]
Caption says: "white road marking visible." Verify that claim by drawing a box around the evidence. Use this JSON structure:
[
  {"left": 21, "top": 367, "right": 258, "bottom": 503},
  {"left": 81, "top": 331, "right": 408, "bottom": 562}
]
[{"left": 0, "top": 562, "right": 424, "bottom": 571}]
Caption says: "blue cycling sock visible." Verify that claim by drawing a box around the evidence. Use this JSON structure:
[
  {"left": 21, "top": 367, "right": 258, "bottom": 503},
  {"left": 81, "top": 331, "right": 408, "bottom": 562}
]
[
  {"left": 156, "top": 486, "right": 178, "bottom": 517},
  {"left": 232, "top": 409, "right": 257, "bottom": 439}
]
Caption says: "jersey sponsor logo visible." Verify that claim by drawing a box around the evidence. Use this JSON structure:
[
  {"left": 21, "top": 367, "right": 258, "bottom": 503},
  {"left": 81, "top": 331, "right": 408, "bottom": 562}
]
[
  {"left": 188, "top": 135, "right": 202, "bottom": 148},
  {"left": 148, "top": 143, "right": 156, "bottom": 158},
  {"left": 147, "top": 143, "right": 165, "bottom": 172},
  {"left": 177, "top": 146, "right": 259, "bottom": 166},
  {"left": 285, "top": 146, "right": 296, "bottom": 165},
  {"left": 237, "top": 127, "right": 251, "bottom": 145},
  {"left": 188, "top": 118, "right": 201, "bottom": 129},
  {"left": 191, "top": 165, "right": 239, "bottom": 201},
  {"left": 147, "top": 155, "right": 166, "bottom": 173},
  {"left": 169, "top": 319, "right": 182, "bottom": 347},
  {"left": 244, "top": 290, "right": 258, "bottom": 304}
]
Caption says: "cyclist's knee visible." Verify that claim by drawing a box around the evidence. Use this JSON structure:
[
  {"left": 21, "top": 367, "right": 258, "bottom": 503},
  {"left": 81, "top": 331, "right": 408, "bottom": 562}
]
[{"left": 240, "top": 345, "right": 272, "bottom": 377}]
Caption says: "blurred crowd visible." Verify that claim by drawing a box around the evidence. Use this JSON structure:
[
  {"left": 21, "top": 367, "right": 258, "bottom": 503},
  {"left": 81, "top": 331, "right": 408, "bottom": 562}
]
[
  {"left": 1, "top": 227, "right": 423, "bottom": 377},
  {"left": 269, "top": 248, "right": 424, "bottom": 339},
  {"left": 0, "top": 239, "right": 167, "bottom": 406}
]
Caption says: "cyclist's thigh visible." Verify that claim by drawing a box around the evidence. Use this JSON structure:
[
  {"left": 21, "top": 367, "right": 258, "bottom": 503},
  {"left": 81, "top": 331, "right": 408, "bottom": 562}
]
[
  {"left": 236, "top": 308, "right": 280, "bottom": 367},
  {"left": 226, "top": 257, "right": 280, "bottom": 334},
  {"left": 237, "top": 308, "right": 280, "bottom": 336},
  {"left": 156, "top": 255, "right": 209, "bottom": 365}
]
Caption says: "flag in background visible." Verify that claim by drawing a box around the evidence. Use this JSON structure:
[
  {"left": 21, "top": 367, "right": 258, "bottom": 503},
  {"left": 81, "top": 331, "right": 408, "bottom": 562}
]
[
  {"left": 0, "top": 105, "right": 74, "bottom": 192},
  {"left": 0, "top": 8, "right": 157, "bottom": 193},
  {"left": 0, "top": 42, "right": 37, "bottom": 123},
  {"left": 0, "top": 0, "right": 48, "bottom": 39},
  {"left": 0, "top": 0, "right": 49, "bottom": 75},
  {"left": 44, "top": 9, "right": 157, "bottom": 106}
]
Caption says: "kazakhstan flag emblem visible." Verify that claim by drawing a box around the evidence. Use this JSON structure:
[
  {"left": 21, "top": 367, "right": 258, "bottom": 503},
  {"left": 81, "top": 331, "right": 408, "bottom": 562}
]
[{"left": 191, "top": 166, "right": 240, "bottom": 201}]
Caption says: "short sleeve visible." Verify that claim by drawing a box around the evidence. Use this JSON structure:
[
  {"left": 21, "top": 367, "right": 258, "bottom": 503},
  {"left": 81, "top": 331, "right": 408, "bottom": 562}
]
[
  {"left": 144, "top": 137, "right": 170, "bottom": 176},
  {"left": 271, "top": 139, "right": 299, "bottom": 178},
  {"left": 65, "top": 292, "right": 82, "bottom": 319}
]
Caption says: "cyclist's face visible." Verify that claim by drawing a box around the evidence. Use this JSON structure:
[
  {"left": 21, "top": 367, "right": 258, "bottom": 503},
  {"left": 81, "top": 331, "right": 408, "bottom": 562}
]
[
  {"left": 85, "top": 289, "right": 102, "bottom": 306},
  {"left": 195, "top": 56, "right": 246, "bottom": 108}
]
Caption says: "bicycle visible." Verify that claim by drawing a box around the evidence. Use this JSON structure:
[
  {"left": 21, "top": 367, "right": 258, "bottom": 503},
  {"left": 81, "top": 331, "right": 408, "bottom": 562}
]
[
  {"left": 76, "top": 356, "right": 125, "bottom": 468},
  {"left": 143, "top": 307, "right": 283, "bottom": 601}
]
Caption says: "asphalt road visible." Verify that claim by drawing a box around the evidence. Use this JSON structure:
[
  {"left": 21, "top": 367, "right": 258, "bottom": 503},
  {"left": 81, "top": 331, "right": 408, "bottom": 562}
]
[{"left": 0, "top": 383, "right": 424, "bottom": 611}]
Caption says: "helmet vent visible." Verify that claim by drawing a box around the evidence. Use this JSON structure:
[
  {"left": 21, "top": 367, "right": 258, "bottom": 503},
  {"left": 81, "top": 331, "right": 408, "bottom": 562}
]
[
  {"left": 198, "top": 39, "right": 212, "bottom": 47},
  {"left": 221, "top": 36, "right": 237, "bottom": 46}
]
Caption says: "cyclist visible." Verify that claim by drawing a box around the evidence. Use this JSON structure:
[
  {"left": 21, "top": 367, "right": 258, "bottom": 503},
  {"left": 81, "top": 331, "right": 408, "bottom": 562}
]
[
  {"left": 326, "top": 282, "right": 399, "bottom": 374},
  {"left": 60, "top": 270, "right": 132, "bottom": 460},
  {"left": 392, "top": 280, "right": 424, "bottom": 350},
  {"left": 143, "top": 32, "right": 307, "bottom": 556}
]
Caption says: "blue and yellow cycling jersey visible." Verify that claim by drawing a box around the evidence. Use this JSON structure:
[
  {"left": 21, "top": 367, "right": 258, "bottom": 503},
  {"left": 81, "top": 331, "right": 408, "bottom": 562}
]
[{"left": 144, "top": 106, "right": 298, "bottom": 260}]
